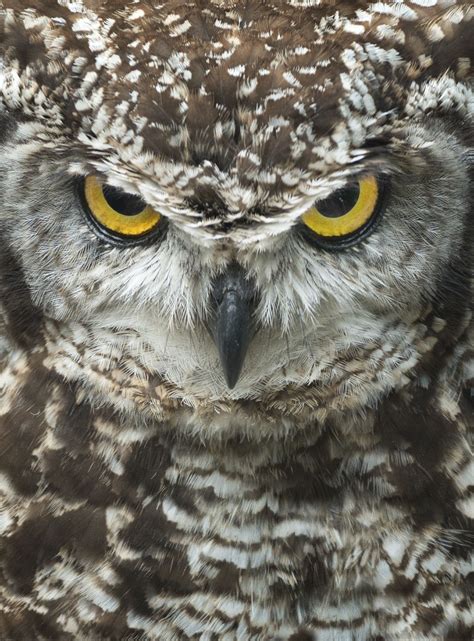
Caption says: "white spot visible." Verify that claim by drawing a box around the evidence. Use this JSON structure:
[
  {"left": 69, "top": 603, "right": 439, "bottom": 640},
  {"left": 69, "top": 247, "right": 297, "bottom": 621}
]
[
  {"left": 129, "top": 9, "right": 145, "bottom": 20},
  {"left": 172, "top": 20, "right": 192, "bottom": 36},
  {"left": 293, "top": 46, "right": 310, "bottom": 55},
  {"left": 374, "top": 560, "right": 393, "bottom": 589},
  {"left": 370, "top": 2, "right": 418, "bottom": 20},
  {"left": 427, "top": 23, "right": 446, "bottom": 41},
  {"left": 382, "top": 535, "right": 407, "bottom": 566},
  {"left": 456, "top": 495, "right": 474, "bottom": 519},
  {"left": 362, "top": 93, "right": 376, "bottom": 115},
  {"left": 228, "top": 64, "right": 245, "bottom": 77},
  {"left": 344, "top": 22, "right": 366, "bottom": 35},
  {"left": 283, "top": 71, "right": 302, "bottom": 87},
  {"left": 340, "top": 48, "right": 358, "bottom": 70},
  {"left": 0, "top": 509, "right": 13, "bottom": 534},
  {"left": 238, "top": 77, "right": 258, "bottom": 97},
  {"left": 124, "top": 69, "right": 141, "bottom": 83},
  {"left": 163, "top": 13, "right": 181, "bottom": 26}
]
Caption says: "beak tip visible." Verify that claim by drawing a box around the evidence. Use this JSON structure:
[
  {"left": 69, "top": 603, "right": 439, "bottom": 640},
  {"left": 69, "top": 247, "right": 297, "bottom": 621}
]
[
  {"left": 216, "top": 336, "right": 247, "bottom": 390},
  {"left": 223, "top": 367, "right": 241, "bottom": 390}
]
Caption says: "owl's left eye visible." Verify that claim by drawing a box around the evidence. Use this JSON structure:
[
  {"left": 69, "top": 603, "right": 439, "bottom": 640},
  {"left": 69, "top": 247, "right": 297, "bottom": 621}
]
[
  {"left": 82, "top": 175, "right": 163, "bottom": 241},
  {"left": 300, "top": 175, "right": 385, "bottom": 248}
]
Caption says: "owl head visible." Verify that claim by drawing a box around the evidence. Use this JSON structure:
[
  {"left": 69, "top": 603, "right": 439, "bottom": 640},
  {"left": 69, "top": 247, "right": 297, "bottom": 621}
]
[{"left": 0, "top": 1, "right": 471, "bottom": 435}]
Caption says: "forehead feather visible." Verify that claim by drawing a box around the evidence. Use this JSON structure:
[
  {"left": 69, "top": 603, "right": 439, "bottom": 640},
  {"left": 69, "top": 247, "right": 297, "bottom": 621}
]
[{"left": 0, "top": 0, "right": 471, "bottom": 209}]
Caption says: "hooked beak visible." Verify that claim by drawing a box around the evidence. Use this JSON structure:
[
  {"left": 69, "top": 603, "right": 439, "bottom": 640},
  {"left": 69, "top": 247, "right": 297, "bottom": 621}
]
[{"left": 210, "top": 265, "right": 255, "bottom": 389}]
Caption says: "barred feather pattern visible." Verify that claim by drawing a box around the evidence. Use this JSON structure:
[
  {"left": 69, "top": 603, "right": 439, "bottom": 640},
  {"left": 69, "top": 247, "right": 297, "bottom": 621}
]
[{"left": 0, "top": 305, "right": 471, "bottom": 640}]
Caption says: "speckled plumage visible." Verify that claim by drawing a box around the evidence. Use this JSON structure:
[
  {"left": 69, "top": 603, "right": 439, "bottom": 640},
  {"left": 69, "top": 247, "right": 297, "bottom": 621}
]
[{"left": 0, "top": 1, "right": 472, "bottom": 640}]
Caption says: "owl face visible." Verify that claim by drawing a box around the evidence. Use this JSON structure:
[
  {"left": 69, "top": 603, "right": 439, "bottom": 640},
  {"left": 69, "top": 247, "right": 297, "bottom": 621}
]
[
  {"left": 0, "top": 2, "right": 471, "bottom": 428},
  {"left": 0, "top": 117, "right": 469, "bottom": 406}
]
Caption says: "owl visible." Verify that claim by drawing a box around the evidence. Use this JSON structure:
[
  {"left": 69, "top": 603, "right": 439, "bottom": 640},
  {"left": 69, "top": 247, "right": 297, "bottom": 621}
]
[{"left": 0, "top": 1, "right": 472, "bottom": 640}]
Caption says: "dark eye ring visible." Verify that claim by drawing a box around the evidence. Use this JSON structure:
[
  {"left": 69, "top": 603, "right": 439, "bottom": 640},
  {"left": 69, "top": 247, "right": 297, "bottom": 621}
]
[
  {"left": 80, "top": 175, "right": 166, "bottom": 244},
  {"left": 300, "top": 175, "right": 389, "bottom": 250}
]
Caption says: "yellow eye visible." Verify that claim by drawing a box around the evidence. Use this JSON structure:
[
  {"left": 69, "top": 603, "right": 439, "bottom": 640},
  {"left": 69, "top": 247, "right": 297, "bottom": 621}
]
[
  {"left": 301, "top": 175, "right": 383, "bottom": 246},
  {"left": 83, "top": 175, "right": 162, "bottom": 240}
]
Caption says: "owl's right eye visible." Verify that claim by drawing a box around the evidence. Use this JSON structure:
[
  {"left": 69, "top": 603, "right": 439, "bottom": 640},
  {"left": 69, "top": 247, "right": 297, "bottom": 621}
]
[{"left": 82, "top": 176, "right": 164, "bottom": 242}]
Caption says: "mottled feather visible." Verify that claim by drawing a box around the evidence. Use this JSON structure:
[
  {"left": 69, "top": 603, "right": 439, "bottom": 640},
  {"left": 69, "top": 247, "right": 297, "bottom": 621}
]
[{"left": 0, "top": 2, "right": 472, "bottom": 640}]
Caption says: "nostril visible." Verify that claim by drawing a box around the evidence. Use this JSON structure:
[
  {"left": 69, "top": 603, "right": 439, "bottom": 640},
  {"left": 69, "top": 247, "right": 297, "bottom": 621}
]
[{"left": 211, "top": 263, "right": 255, "bottom": 307}]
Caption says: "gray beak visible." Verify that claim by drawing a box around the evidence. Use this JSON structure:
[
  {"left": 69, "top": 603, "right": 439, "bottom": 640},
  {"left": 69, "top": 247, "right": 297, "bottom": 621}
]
[{"left": 210, "top": 264, "right": 255, "bottom": 389}]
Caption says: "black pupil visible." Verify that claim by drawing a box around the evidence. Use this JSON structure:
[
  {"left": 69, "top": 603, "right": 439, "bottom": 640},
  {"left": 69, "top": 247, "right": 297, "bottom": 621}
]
[
  {"left": 316, "top": 182, "right": 360, "bottom": 218},
  {"left": 102, "top": 185, "right": 146, "bottom": 216}
]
